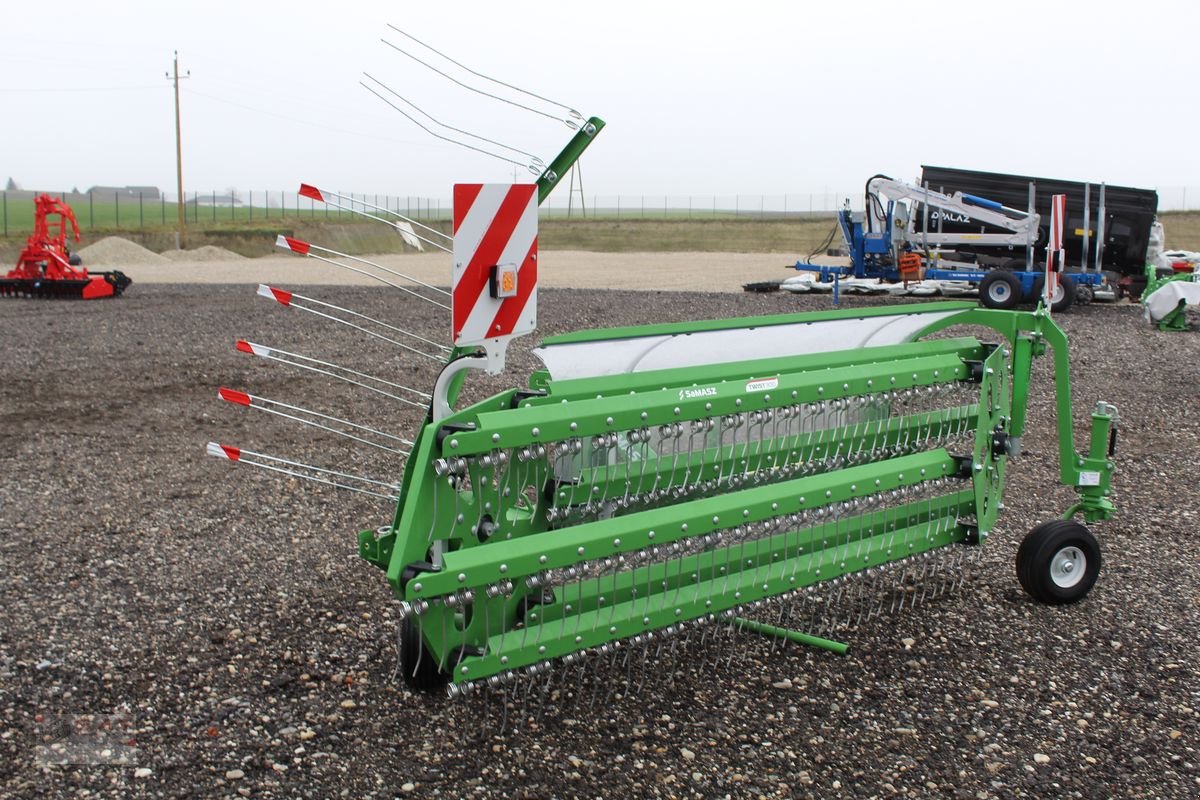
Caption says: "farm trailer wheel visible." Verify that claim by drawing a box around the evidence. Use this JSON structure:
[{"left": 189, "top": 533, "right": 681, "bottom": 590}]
[
  {"left": 1032, "top": 274, "right": 1076, "bottom": 313},
  {"left": 1016, "top": 519, "right": 1101, "bottom": 605},
  {"left": 979, "top": 270, "right": 1023, "bottom": 310}
]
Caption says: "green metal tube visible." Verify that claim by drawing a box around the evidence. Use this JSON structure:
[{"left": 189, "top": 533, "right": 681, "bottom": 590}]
[
  {"left": 733, "top": 618, "right": 849, "bottom": 655},
  {"left": 536, "top": 117, "right": 605, "bottom": 204}
]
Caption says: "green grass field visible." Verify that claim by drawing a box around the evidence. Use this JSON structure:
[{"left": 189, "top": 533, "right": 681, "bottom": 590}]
[{"left": 2, "top": 190, "right": 1198, "bottom": 259}]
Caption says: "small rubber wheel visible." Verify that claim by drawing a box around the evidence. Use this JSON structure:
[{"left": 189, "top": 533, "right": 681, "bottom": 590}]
[
  {"left": 979, "top": 270, "right": 1022, "bottom": 310},
  {"left": 1032, "top": 274, "right": 1076, "bottom": 312},
  {"left": 1016, "top": 520, "right": 1101, "bottom": 605},
  {"left": 398, "top": 617, "right": 449, "bottom": 692}
]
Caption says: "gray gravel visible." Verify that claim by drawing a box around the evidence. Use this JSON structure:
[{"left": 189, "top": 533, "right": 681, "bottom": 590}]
[{"left": 1, "top": 285, "right": 1198, "bottom": 799}]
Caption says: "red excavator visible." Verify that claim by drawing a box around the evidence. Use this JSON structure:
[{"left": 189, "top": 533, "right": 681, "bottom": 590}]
[{"left": 1, "top": 194, "right": 132, "bottom": 299}]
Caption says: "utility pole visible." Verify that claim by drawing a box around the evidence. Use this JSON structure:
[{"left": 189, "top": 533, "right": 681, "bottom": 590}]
[{"left": 166, "top": 52, "right": 189, "bottom": 249}]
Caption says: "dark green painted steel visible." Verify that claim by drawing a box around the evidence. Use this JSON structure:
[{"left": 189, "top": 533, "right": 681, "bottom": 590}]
[
  {"left": 363, "top": 304, "right": 1119, "bottom": 686},
  {"left": 536, "top": 117, "right": 605, "bottom": 204}
]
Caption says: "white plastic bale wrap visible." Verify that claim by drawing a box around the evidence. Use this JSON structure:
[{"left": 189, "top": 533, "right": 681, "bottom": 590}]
[
  {"left": 1143, "top": 280, "right": 1200, "bottom": 324},
  {"left": 533, "top": 311, "right": 961, "bottom": 380}
]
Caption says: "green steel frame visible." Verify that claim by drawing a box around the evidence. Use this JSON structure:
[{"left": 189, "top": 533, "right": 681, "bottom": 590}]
[{"left": 359, "top": 302, "right": 1117, "bottom": 689}]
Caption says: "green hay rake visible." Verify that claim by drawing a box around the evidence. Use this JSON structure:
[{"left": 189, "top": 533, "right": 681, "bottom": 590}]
[
  {"left": 362, "top": 302, "right": 1118, "bottom": 697},
  {"left": 207, "top": 42, "right": 1118, "bottom": 711},
  {"left": 1142, "top": 262, "right": 1200, "bottom": 331}
]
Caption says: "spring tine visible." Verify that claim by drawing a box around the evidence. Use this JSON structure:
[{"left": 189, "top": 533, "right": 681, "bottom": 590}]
[
  {"left": 662, "top": 628, "right": 681, "bottom": 690},
  {"left": 217, "top": 387, "right": 413, "bottom": 454},
  {"left": 601, "top": 645, "right": 625, "bottom": 706},
  {"left": 235, "top": 340, "right": 430, "bottom": 407},
  {"left": 276, "top": 236, "right": 451, "bottom": 307},
  {"left": 734, "top": 412, "right": 751, "bottom": 486},
  {"left": 384, "top": 25, "right": 583, "bottom": 122},
  {"left": 361, "top": 78, "right": 541, "bottom": 175},
  {"left": 377, "top": 35, "right": 577, "bottom": 128},
  {"left": 298, "top": 183, "right": 452, "bottom": 246},
  {"left": 497, "top": 682, "right": 511, "bottom": 736},
  {"left": 257, "top": 284, "right": 449, "bottom": 360},
  {"left": 516, "top": 666, "right": 537, "bottom": 729},
  {"left": 723, "top": 609, "right": 742, "bottom": 672},
  {"left": 587, "top": 646, "right": 612, "bottom": 711},
  {"left": 205, "top": 442, "right": 399, "bottom": 499},
  {"left": 361, "top": 73, "right": 547, "bottom": 169},
  {"left": 767, "top": 600, "right": 789, "bottom": 656},
  {"left": 530, "top": 667, "right": 554, "bottom": 727}
]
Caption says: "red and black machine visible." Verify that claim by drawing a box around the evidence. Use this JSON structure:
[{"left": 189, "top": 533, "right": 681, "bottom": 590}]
[{"left": 1, "top": 194, "right": 132, "bottom": 299}]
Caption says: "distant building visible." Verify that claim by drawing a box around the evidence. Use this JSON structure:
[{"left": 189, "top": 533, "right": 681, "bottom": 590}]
[
  {"left": 187, "top": 193, "right": 243, "bottom": 207},
  {"left": 86, "top": 185, "right": 162, "bottom": 200}
]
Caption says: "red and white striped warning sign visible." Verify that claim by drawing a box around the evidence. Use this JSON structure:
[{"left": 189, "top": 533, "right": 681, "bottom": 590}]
[{"left": 452, "top": 183, "right": 538, "bottom": 348}]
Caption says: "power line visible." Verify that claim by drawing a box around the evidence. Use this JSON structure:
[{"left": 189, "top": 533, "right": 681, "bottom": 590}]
[
  {"left": 0, "top": 85, "right": 166, "bottom": 93},
  {"left": 180, "top": 86, "right": 457, "bottom": 150}
]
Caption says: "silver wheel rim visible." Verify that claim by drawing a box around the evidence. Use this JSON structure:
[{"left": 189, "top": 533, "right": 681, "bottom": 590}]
[
  {"left": 1050, "top": 545, "right": 1086, "bottom": 588},
  {"left": 989, "top": 284, "right": 1010, "bottom": 302}
]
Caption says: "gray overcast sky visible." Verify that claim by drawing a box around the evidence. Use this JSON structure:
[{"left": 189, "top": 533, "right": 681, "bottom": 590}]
[{"left": 3, "top": 0, "right": 1197, "bottom": 205}]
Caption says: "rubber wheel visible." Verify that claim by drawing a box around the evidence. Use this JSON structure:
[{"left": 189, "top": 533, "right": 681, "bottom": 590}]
[
  {"left": 979, "top": 270, "right": 1022, "bottom": 310},
  {"left": 999, "top": 257, "right": 1028, "bottom": 271},
  {"left": 398, "top": 616, "right": 449, "bottom": 692},
  {"left": 1016, "top": 520, "right": 1101, "bottom": 605},
  {"left": 1032, "top": 274, "right": 1076, "bottom": 312}
]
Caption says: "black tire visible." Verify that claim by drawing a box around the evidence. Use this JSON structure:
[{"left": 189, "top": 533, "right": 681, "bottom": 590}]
[
  {"left": 1031, "top": 274, "right": 1076, "bottom": 312},
  {"left": 398, "top": 616, "right": 449, "bottom": 692},
  {"left": 68, "top": 254, "right": 83, "bottom": 267},
  {"left": 999, "top": 257, "right": 1027, "bottom": 271},
  {"left": 1016, "top": 520, "right": 1101, "bottom": 605},
  {"left": 979, "top": 270, "right": 1022, "bottom": 310}
]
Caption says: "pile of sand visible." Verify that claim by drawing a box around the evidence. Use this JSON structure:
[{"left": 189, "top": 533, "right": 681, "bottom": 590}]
[
  {"left": 160, "top": 245, "right": 246, "bottom": 262},
  {"left": 77, "top": 236, "right": 169, "bottom": 267}
]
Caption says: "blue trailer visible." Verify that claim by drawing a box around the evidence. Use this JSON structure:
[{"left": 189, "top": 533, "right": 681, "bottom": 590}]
[{"left": 793, "top": 176, "right": 1110, "bottom": 312}]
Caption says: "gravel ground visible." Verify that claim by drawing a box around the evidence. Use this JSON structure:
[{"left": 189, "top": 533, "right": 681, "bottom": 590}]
[{"left": 1, "top": 284, "right": 1198, "bottom": 799}]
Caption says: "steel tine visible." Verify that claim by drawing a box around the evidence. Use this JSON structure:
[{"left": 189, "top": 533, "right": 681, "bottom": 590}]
[
  {"left": 297, "top": 185, "right": 440, "bottom": 252},
  {"left": 205, "top": 442, "right": 399, "bottom": 499},
  {"left": 384, "top": 25, "right": 583, "bottom": 121},
  {"left": 276, "top": 236, "right": 451, "bottom": 307},
  {"left": 235, "top": 340, "right": 430, "bottom": 407},
  {"left": 217, "top": 387, "right": 412, "bottom": 454},
  {"left": 257, "top": 284, "right": 449, "bottom": 359}
]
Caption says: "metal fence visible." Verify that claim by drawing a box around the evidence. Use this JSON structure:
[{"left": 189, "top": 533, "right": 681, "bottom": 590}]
[
  {"left": 3, "top": 187, "right": 1198, "bottom": 236},
  {"left": 0, "top": 189, "right": 453, "bottom": 236}
]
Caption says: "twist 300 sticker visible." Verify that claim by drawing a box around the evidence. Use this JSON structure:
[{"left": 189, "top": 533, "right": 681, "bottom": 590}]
[{"left": 745, "top": 377, "right": 779, "bottom": 393}]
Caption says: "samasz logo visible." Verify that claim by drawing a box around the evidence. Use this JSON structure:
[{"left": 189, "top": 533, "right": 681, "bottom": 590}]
[{"left": 678, "top": 386, "right": 718, "bottom": 401}]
